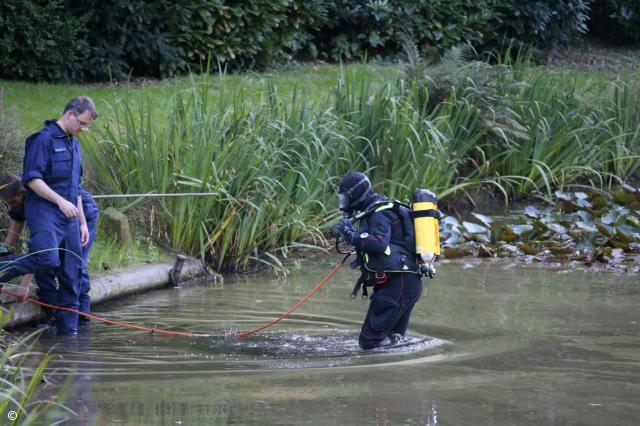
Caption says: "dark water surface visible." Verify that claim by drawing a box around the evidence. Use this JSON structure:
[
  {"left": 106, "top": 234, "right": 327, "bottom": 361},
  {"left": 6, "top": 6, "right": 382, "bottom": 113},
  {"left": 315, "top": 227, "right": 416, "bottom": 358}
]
[{"left": 29, "top": 258, "right": 639, "bottom": 425}]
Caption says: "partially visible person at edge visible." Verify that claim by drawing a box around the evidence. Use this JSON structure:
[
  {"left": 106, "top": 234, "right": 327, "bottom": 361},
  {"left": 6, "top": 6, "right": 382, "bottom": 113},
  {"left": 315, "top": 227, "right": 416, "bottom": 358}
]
[
  {"left": 0, "top": 96, "right": 97, "bottom": 335},
  {"left": 0, "top": 174, "right": 100, "bottom": 327},
  {"left": 334, "top": 172, "right": 423, "bottom": 350}
]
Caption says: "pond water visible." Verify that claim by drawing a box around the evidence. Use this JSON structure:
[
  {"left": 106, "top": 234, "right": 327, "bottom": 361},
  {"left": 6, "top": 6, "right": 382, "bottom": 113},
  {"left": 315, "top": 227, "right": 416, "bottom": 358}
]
[{"left": 28, "top": 257, "right": 639, "bottom": 425}]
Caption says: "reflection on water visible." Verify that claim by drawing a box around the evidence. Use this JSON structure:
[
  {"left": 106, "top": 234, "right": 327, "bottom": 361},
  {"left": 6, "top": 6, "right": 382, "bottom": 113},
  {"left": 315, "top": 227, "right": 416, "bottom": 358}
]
[{"left": 25, "top": 257, "right": 640, "bottom": 425}]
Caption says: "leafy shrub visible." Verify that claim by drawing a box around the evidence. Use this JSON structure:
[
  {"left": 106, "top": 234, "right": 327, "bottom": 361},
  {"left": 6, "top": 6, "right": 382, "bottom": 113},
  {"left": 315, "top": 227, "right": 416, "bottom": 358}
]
[
  {"left": 0, "top": 0, "right": 89, "bottom": 82},
  {"left": 493, "top": 0, "right": 591, "bottom": 47},
  {"left": 170, "top": 0, "right": 330, "bottom": 70},
  {"left": 590, "top": 0, "right": 640, "bottom": 44},
  {"left": 69, "top": 0, "right": 187, "bottom": 80},
  {"left": 316, "top": 0, "right": 499, "bottom": 61}
]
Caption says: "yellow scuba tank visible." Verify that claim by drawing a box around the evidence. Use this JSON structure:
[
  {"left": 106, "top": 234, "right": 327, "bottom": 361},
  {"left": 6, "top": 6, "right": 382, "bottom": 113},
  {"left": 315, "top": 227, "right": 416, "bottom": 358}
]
[{"left": 412, "top": 189, "right": 441, "bottom": 277}]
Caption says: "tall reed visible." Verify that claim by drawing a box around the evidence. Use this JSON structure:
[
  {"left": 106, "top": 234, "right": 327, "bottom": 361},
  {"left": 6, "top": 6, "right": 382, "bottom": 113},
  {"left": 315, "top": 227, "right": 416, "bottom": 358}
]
[{"left": 82, "top": 64, "right": 640, "bottom": 270}]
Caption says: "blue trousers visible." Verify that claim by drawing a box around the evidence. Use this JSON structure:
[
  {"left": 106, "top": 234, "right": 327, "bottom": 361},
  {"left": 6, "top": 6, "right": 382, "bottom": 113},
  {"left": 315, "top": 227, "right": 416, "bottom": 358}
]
[
  {"left": 35, "top": 211, "right": 98, "bottom": 318},
  {"left": 359, "top": 273, "right": 423, "bottom": 350},
  {"left": 0, "top": 201, "right": 82, "bottom": 334}
]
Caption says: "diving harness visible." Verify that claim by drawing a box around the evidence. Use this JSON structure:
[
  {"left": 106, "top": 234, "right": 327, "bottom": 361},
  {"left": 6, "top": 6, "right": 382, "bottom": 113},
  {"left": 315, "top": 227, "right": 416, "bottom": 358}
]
[{"left": 335, "top": 189, "right": 442, "bottom": 299}]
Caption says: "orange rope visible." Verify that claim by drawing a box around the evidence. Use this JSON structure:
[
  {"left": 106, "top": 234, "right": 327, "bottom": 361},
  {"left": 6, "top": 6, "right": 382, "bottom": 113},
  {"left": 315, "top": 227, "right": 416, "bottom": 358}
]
[
  {"left": 231, "top": 254, "right": 350, "bottom": 337},
  {"left": 1, "top": 289, "right": 210, "bottom": 337},
  {"left": 1, "top": 254, "right": 349, "bottom": 338}
]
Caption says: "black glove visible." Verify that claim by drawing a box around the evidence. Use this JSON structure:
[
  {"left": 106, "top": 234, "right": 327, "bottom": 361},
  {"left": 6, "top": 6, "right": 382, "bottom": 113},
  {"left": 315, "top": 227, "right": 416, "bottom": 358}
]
[{"left": 335, "top": 217, "right": 359, "bottom": 246}]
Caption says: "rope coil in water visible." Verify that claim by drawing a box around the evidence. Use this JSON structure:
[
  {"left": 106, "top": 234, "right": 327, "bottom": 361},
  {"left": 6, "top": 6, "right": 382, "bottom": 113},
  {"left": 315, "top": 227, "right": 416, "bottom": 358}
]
[{"left": 1, "top": 254, "right": 350, "bottom": 338}]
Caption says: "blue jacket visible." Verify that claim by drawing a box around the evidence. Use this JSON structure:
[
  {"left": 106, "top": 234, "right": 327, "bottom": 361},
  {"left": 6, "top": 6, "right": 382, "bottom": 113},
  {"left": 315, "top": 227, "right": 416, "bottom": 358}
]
[{"left": 22, "top": 120, "right": 82, "bottom": 207}]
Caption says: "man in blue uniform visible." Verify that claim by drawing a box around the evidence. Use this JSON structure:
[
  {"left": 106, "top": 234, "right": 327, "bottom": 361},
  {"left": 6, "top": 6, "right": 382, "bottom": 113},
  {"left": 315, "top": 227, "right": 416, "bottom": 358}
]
[
  {"left": 1, "top": 176, "right": 99, "bottom": 325},
  {"left": 335, "top": 172, "right": 423, "bottom": 350},
  {"left": 0, "top": 96, "right": 97, "bottom": 334}
]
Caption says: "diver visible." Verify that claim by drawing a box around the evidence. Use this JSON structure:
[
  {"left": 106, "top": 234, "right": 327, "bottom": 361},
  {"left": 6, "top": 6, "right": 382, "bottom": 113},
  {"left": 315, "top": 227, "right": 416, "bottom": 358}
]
[{"left": 335, "top": 172, "right": 439, "bottom": 350}]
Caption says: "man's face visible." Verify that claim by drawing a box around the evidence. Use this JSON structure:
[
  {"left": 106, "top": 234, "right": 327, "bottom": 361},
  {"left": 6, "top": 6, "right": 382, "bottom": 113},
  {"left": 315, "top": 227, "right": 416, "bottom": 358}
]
[{"left": 69, "top": 110, "right": 93, "bottom": 135}]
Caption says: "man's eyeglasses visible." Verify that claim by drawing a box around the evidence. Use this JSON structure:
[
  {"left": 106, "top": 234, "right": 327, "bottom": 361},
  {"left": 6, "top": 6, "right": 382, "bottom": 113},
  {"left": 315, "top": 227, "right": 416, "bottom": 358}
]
[{"left": 73, "top": 112, "right": 90, "bottom": 129}]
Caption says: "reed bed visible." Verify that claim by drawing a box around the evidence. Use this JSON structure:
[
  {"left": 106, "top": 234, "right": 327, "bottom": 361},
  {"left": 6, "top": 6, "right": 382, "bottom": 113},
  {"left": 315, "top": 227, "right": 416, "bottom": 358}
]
[{"left": 82, "top": 63, "right": 640, "bottom": 271}]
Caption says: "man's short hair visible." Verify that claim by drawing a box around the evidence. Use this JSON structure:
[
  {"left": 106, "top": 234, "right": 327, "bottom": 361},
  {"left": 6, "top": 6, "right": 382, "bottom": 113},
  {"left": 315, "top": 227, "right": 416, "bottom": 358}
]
[
  {"left": 63, "top": 96, "right": 98, "bottom": 119},
  {"left": 0, "top": 175, "right": 25, "bottom": 201}
]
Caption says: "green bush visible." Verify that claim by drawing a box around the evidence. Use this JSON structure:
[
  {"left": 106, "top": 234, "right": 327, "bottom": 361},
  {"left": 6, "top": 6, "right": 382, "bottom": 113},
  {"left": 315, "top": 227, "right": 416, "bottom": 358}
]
[
  {"left": 590, "top": 0, "right": 640, "bottom": 44},
  {"left": 316, "top": 0, "right": 499, "bottom": 61},
  {"left": 170, "top": 0, "right": 330, "bottom": 70},
  {"left": 493, "top": 0, "right": 591, "bottom": 47},
  {"left": 0, "top": 0, "right": 89, "bottom": 82},
  {"left": 70, "top": 0, "right": 186, "bottom": 80}
]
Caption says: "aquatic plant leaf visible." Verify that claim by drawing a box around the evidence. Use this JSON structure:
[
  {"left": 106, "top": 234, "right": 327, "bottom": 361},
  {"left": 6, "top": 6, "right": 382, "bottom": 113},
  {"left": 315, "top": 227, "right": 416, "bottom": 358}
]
[
  {"left": 576, "top": 198, "right": 592, "bottom": 208},
  {"left": 577, "top": 210, "right": 592, "bottom": 223},
  {"left": 471, "top": 213, "right": 493, "bottom": 228},
  {"left": 624, "top": 215, "right": 640, "bottom": 228},
  {"left": 441, "top": 216, "right": 460, "bottom": 227},
  {"left": 524, "top": 206, "right": 542, "bottom": 218},
  {"left": 462, "top": 221, "right": 488, "bottom": 234},
  {"left": 517, "top": 242, "right": 539, "bottom": 255},
  {"left": 554, "top": 191, "right": 572, "bottom": 201},
  {"left": 530, "top": 219, "right": 549, "bottom": 232},
  {"left": 601, "top": 207, "right": 628, "bottom": 226},
  {"left": 613, "top": 229, "right": 636, "bottom": 244},
  {"left": 513, "top": 224, "right": 534, "bottom": 235},
  {"left": 443, "top": 247, "right": 470, "bottom": 258},
  {"left": 575, "top": 192, "right": 589, "bottom": 200},
  {"left": 596, "top": 223, "right": 613, "bottom": 237},
  {"left": 444, "top": 233, "right": 465, "bottom": 245},
  {"left": 547, "top": 223, "right": 567, "bottom": 234},
  {"left": 546, "top": 244, "right": 574, "bottom": 255},
  {"left": 613, "top": 191, "right": 636, "bottom": 206},
  {"left": 576, "top": 221, "right": 598, "bottom": 233},
  {"left": 498, "top": 225, "right": 516, "bottom": 243}
]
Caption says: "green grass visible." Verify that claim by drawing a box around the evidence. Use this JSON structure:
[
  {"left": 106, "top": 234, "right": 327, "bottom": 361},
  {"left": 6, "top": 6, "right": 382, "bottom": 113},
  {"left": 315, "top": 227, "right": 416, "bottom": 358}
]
[
  {"left": 1, "top": 64, "right": 401, "bottom": 133},
  {"left": 88, "top": 234, "right": 172, "bottom": 275}
]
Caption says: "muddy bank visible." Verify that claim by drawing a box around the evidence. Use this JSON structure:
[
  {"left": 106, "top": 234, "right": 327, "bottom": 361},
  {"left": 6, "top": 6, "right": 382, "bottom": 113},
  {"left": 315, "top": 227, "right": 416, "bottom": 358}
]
[{"left": 0, "top": 257, "right": 207, "bottom": 329}]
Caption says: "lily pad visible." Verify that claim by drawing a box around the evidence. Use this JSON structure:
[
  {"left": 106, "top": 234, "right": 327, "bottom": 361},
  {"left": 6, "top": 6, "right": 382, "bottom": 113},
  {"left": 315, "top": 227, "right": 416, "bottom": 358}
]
[
  {"left": 517, "top": 242, "right": 539, "bottom": 255},
  {"left": 462, "top": 221, "right": 488, "bottom": 234},
  {"left": 576, "top": 210, "right": 592, "bottom": 222},
  {"left": 575, "top": 192, "right": 589, "bottom": 200},
  {"left": 513, "top": 224, "right": 534, "bottom": 236},
  {"left": 547, "top": 223, "right": 567, "bottom": 234},
  {"left": 444, "top": 233, "right": 465, "bottom": 245},
  {"left": 441, "top": 216, "right": 460, "bottom": 227},
  {"left": 524, "top": 206, "right": 542, "bottom": 218},
  {"left": 498, "top": 225, "right": 516, "bottom": 243},
  {"left": 596, "top": 223, "right": 613, "bottom": 237},
  {"left": 576, "top": 221, "right": 598, "bottom": 233},
  {"left": 443, "top": 247, "right": 471, "bottom": 258},
  {"left": 555, "top": 191, "right": 573, "bottom": 201},
  {"left": 576, "top": 198, "right": 593, "bottom": 208},
  {"left": 471, "top": 213, "right": 493, "bottom": 228}
]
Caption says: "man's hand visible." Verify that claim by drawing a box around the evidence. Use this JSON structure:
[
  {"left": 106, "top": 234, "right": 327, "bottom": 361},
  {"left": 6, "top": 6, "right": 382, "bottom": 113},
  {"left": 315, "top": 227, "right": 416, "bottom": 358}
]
[
  {"left": 335, "top": 217, "right": 359, "bottom": 246},
  {"left": 80, "top": 223, "right": 89, "bottom": 246},
  {"left": 14, "top": 274, "right": 33, "bottom": 302},
  {"left": 57, "top": 199, "right": 79, "bottom": 218}
]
